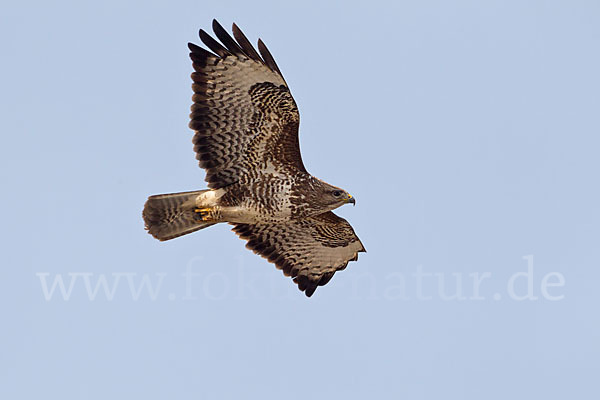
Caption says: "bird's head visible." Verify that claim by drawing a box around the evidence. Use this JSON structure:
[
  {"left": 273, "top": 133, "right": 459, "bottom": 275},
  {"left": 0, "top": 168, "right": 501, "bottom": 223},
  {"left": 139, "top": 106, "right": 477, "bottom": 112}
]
[{"left": 317, "top": 182, "right": 355, "bottom": 209}]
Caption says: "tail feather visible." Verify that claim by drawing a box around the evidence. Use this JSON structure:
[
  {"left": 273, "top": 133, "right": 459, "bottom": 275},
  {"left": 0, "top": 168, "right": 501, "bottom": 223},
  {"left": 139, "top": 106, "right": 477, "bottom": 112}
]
[{"left": 143, "top": 190, "right": 216, "bottom": 241}]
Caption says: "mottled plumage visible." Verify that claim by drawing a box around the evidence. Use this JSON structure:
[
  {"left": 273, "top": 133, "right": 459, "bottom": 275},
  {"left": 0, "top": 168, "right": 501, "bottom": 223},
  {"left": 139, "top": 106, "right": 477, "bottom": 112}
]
[{"left": 143, "top": 20, "right": 365, "bottom": 297}]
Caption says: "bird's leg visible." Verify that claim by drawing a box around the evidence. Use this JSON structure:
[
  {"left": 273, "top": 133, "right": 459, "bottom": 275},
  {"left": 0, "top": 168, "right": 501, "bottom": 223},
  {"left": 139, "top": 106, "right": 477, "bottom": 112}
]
[
  {"left": 194, "top": 205, "right": 248, "bottom": 224},
  {"left": 194, "top": 207, "right": 215, "bottom": 222}
]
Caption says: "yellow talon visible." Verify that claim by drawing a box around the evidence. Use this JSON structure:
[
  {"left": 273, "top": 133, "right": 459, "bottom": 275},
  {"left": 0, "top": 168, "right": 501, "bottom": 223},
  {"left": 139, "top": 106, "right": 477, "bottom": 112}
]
[{"left": 194, "top": 207, "right": 212, "bottom": 222}]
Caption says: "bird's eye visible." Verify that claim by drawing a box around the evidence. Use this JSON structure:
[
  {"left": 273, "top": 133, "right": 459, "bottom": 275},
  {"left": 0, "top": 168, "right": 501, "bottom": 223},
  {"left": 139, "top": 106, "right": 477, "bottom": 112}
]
[{"left": 332, "top": 190, "right": 342, "bottom": 197}]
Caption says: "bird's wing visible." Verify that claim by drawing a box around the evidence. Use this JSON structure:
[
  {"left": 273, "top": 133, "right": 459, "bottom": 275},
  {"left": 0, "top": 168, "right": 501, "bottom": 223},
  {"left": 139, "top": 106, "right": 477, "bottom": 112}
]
[
  {"left": 189, "top": 20, "right": 306, "bottom": 189},
  {"left": 231, "top": 212, "right": 366, "bottom": 297}
]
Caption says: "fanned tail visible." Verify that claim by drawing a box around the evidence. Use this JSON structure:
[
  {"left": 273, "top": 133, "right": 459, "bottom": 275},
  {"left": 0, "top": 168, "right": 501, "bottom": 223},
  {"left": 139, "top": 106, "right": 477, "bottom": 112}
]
[{"left": 142, "top": 190, "right": 216, "bottom": 241}]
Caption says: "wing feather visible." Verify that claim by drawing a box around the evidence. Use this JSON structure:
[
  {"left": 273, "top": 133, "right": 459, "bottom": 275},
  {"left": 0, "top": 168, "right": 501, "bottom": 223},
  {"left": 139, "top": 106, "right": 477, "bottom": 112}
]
[
  {"left": 211, "top": 19, "right": 246, "bottom": 57},
  {"left": 232, "top": 23, "right": 263, "bottom": 63},
  {"left": 189, "top": 21, "right": 304, "bottom": 188},
  {"left": 199, "top": 29, "right": 231, "bottom": 57},
  {"left": 258, "top": 39, "right": 284, "bottom": 78},
  {"left": 231, "top": 212, "right": 366, "bottom": 297}
]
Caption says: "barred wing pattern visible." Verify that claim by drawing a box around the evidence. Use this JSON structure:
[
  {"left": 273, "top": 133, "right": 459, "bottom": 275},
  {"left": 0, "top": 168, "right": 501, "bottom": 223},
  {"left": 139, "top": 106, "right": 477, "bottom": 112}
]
[
  {"left": 189, "top": 20, "right": 306, "bottom": 189},
  {"left": 232, "top": 212, "right": 366, "bottom": 297}
]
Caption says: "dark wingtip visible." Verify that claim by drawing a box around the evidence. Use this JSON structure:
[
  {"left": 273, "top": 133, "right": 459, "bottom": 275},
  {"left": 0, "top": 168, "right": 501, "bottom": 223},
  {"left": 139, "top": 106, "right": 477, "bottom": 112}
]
[
  {"left": 212, "top": 19, "right": 222, "bottom": 33},
  {"left": 231, "top": 22, "right": 263, "bottom": 62},
  {"left": 211, "top": 19, "right": 245, "bottom": 57},
  {"left": 257, "top": 38, "right": 283, "bottom": 77},
  {"left": 199, "top": 28, "right": 230, "bottom": 58},
  {"left": 188, "top": 42, "right": 201, "bottom": 52}
]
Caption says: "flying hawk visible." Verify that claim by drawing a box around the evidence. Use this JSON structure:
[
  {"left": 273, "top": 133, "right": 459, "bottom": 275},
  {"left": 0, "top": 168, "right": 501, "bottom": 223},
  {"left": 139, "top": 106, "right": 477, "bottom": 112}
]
[{"left": 143, "top": 20, "right": 365, "bottom": 297}]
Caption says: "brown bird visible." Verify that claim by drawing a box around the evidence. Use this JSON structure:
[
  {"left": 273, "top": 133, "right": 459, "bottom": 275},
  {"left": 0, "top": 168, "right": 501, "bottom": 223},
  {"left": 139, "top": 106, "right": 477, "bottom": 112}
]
[{"left": 143, "top": 20, "right": 365, "bottom": 297}]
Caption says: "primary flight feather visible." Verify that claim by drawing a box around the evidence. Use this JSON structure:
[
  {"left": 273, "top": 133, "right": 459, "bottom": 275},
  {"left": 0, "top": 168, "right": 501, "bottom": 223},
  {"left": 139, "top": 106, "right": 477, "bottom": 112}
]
[{"left": 143, "top": 20, "right": 365, "bottom": 297}]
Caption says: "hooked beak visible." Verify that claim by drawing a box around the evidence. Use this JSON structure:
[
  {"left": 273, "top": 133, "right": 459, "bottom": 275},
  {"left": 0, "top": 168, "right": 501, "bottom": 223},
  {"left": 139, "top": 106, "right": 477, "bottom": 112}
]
[{"left": 346, "top": 194, "right": 355, "bottom": 206}]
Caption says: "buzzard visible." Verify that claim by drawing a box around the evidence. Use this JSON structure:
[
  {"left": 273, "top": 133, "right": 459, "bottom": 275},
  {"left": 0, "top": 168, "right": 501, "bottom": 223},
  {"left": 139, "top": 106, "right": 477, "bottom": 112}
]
[{"left": 143, "top": 20, "right": 365, "bottom": 297}]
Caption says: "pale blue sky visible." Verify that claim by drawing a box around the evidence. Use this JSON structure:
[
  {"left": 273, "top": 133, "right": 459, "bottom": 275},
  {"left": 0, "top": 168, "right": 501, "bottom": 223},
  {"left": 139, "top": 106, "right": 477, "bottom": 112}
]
[{"left": 2, "top": 1, "right": 599, "bottom": 399}]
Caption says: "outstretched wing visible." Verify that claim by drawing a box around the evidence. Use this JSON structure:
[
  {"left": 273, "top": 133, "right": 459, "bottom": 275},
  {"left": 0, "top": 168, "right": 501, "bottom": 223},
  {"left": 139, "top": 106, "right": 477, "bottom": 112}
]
[
  {"left": 231, "top": 212, "right": 366, "bottom": 297},
  {"left": 189, "top": 20, "right": 306, "bottom": 189}
]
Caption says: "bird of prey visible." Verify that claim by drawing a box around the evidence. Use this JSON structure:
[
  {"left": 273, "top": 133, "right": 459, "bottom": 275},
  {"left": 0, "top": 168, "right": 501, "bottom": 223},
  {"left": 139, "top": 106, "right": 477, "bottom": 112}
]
[{"left": 143, "top": 20, "right": 365, "bottom": 297}]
